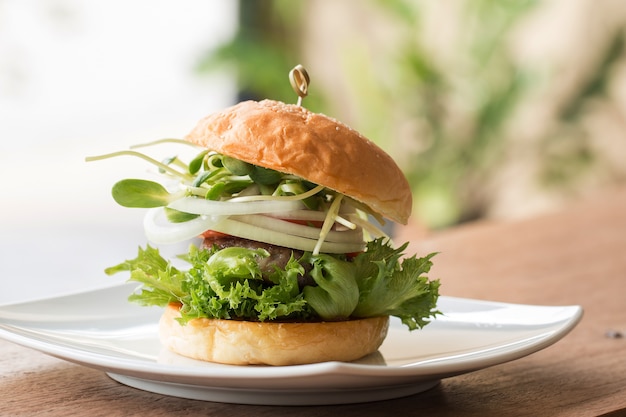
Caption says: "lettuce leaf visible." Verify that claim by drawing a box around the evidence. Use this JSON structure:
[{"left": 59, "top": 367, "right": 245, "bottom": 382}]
[
  {"left": 105, "top": 238, "right": 440, "bottom": 329},
  {"left": 352, "top": 240, "right": 440, "bottom": 329},
  {"left": 302, "top": 254, "right": 359, "bottom": 321},
  {"left": 106, "top": 244, "right": 315, "bottom": 323},
  {"left": 105, "top": 245, "right": 186, "bottom": 307}
]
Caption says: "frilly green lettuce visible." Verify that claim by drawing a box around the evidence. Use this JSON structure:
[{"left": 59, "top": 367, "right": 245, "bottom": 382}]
[{"left": 105, "top": 238, "right": 440, "bottom": 329}]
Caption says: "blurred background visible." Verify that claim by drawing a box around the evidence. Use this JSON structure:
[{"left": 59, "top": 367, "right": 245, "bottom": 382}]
[
  {"left": 205, "top": 0, "right": 626, "bottom": 229},
  {"left": 1, "top": 0, "right": 626, "bottom": 301}
]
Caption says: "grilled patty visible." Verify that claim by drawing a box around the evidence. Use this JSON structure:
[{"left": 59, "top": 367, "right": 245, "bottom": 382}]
[{"left": 202, "top": 235, "right": 315, "bottom": 288}]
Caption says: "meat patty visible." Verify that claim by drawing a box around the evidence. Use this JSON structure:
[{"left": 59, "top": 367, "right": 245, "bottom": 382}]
[{"left": 202, "top": 235, "right": 315, "bottom": 288}]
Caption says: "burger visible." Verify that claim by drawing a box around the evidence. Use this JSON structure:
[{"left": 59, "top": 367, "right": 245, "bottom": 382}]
[{"left": 89, "top": 99, "right": 440, "bottom": 366}]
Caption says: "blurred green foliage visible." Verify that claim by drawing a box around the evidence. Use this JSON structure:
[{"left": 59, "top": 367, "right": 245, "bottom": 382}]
[
  {"left": 540, "top": 30, "right": 625, "bottom": 188},
  {"left": 195, "top": 0, "right": 326, "bottom": 109},
  {"left": 196, "top": 0, "right": 624, "bottom": 229},
  {"left": 380, "top": 0, "right": 538, "bottom": 226}
]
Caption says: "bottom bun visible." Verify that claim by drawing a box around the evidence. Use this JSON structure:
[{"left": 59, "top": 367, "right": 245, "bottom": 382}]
[{"left": 159, "top": 303, "right": 389, "bottom": 366}]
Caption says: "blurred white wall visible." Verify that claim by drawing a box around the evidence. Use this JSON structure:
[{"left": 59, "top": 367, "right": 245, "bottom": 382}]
[{"left": 0, "top": 0, "right": 237, "bottom": 302}]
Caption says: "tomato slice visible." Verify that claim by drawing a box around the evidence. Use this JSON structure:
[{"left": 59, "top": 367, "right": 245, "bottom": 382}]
[{"left": 201, "top": 230, "right": 229, "bottom": 239}]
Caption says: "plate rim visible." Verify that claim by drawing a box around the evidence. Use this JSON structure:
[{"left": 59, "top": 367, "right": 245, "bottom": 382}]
[{"left": 0, "top": 283, "right": 583, "bottom": 382}]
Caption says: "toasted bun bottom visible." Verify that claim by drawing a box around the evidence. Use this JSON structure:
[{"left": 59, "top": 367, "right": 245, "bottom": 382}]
[{"left": 159, "top": 303, "right": 389, "bottom": 366}]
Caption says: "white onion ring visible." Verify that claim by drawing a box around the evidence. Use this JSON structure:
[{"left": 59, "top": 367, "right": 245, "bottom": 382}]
[
  {"left": 210, "top": 218, "right": 365, "bottom": 254},
  {"left": 232, "top": 214, "right": 364, "bottom": 243},
  {"left": 265, "top": 209, "right": 357, "bottom": 230},
  {"left": 265, "top": 209, "right": 328, "bottom": 221},
  {"left": 143, "top": 207, "right": 226, "bottom": 244},
  {"left": 167, "top": 196, "right": 303, "bottom": 216},
  {"left": 145, "top": 198, "right": 368, "bottom": 254}
]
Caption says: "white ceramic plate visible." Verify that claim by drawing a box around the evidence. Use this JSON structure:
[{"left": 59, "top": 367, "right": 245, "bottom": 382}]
[{"left": 0, "top": 283, "right": 582, "bottom": 405}]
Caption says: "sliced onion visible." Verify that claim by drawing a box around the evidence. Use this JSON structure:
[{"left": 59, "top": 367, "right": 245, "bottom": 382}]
[
  {"left": 265, "top": 209, "right": 356, "bottom": 230},
  {"left": 143, "top": 207, "right": 226, "bottom": 244},
  {"left": 232, "top": 214, "right": 364, "bottom": 243},
  {"left": 210, "top": 218, "right": 365, "bottom": 254},
  {"left": 347, "top": 213, "right": 389, "bottom": 239},
  {"left": 265, "top": 210, "right": 328, "bottom": 222},
  {"left": 146, "top": 197, "right": 369, "bottom": 253},
  {"left": 314, "top": 194, "right": 344, "bottom": 255},
  {"left": 167, "top": 196, "right": 303, "bottom": 216}
]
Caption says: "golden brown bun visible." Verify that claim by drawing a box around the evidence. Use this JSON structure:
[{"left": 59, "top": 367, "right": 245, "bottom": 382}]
[
  {"left": 159, "top": 303, "right": 389, "bottom": 366},
  {"left": 185, "top": 99, "right": 412, "bottom": 224}
]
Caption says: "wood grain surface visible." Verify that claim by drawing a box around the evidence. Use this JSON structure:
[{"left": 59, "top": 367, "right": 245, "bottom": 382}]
[{"left": 2, "top": 186, "right": 626, "bottom": 417}]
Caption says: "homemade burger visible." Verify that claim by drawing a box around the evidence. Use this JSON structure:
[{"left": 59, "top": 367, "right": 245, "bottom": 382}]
[{"left": 89, "top": 94, "right": 440, "bottom": 366}]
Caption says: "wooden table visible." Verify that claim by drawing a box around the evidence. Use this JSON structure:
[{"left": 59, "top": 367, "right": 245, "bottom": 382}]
[{"left": 2, "top": 186, "right": 625, "bottom": 416}]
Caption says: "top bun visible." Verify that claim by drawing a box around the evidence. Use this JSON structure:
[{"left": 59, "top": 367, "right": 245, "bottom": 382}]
[{"left": 185, "top": 99, "right": 412, "bottom": 224}]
